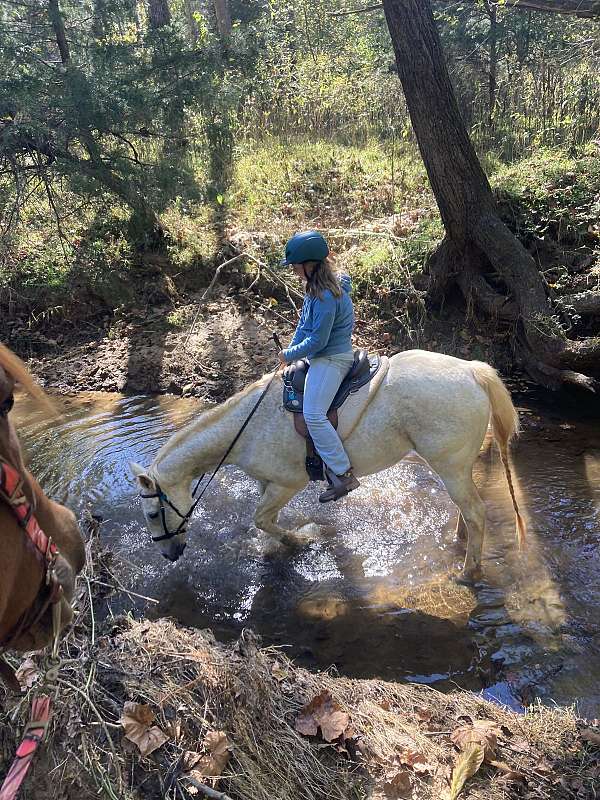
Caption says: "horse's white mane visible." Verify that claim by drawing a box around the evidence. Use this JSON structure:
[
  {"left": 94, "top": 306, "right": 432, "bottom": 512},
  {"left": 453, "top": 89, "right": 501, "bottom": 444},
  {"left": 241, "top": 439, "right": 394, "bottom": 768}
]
[{"left": 153, "top": 371, "right": 276, "bottom": 467}]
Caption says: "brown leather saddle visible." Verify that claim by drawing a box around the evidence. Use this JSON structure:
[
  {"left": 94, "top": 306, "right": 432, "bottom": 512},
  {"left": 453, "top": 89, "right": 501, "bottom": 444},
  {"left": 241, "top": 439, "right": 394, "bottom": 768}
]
[{"left": 282, "top": 350, "right": 381, "bottom": 480}]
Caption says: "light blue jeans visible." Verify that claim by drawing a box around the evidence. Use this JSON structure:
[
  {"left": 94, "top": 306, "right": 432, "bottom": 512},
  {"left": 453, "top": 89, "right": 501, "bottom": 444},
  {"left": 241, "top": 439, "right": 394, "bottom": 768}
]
[{"left": 304, "top": 351, "right": 355, "bottom": 476}]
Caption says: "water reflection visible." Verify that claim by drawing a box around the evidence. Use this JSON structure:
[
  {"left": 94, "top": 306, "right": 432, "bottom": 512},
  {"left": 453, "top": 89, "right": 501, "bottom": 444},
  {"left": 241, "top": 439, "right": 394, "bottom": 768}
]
[{"left": 11, "top": 391, "right": 600, "bottom": 715}]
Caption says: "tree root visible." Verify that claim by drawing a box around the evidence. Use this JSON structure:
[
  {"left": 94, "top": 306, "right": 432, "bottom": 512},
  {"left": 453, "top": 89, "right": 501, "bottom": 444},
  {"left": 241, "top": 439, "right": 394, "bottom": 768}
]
[
  {"left": 557, "top": 290, "right": 600, "bottom": 317},
  {"left": 427, "top": 218, "right": 600, "bottom": 392}
]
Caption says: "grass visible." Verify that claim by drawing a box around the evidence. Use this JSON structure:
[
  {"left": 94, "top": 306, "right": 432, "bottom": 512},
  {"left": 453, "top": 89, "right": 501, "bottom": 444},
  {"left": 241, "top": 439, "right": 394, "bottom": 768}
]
[{"left": 1, "top": 138, "right": 598, "bottom": 325}]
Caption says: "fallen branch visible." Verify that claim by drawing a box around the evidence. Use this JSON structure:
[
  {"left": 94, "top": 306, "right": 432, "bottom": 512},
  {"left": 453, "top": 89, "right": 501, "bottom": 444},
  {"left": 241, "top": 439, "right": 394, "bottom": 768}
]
[
  {"left": 330, "top": 0, "right": 600, "bottom": 17},
  {"left": 183, "top": 776, "right": 234, "bottom": 800},
  {"left": 177, "top": 254, "right": 245, "bottom": 354}
]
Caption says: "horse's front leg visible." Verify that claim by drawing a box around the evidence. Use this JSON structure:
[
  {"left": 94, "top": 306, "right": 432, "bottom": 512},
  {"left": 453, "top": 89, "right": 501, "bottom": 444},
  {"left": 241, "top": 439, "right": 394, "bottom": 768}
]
[{"left": 253, "top": 481, "right": 317, "bottom": 552}]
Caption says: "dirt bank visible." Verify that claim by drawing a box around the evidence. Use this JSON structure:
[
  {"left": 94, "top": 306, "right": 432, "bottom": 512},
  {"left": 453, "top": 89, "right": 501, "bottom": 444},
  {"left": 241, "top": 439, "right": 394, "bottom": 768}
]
[{"left": 6, "top": 276, "right": 535, "bottom": 404}]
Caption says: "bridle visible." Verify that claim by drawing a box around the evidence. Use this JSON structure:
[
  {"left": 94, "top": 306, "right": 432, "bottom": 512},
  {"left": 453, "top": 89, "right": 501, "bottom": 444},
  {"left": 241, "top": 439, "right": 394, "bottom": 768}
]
[
  {"left": 141, "top": 473, "right": 204, "bottom": 542},
  {"left": 140, "top": 367, "right": 279, "bottom": 543}
]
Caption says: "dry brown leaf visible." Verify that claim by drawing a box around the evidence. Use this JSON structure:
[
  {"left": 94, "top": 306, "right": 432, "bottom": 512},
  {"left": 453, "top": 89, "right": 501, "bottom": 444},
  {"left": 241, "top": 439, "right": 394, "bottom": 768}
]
[
  {"left": 581, "top": 728, "right": 600, "bottom": 747},
  {"left": 489, "top": 759, "right": 527, "bottom": 784},
  {"left": 182, "top": 751, "right": 202, "bottom": 771},
  {"left": 190, "top": 731, "right": 232, "bottom": 780},
  {"left": 15, "top": 658, "right": 39, "bottom": 690},
  {"left": 449, "top": 744, "right": 485, "bottom": 800},
  {"left": 401, "top": 750, "right": 435, "bottom": 774},
  {"left": 451, "top": 719, "right": 501, "bottom": 760},
  {"left": 295, "top": 691, "right": 351, "bottom": 742},
  {"left": 498, "top": 771, "right": 528, "bottom": 785},
  {"left": 383, "top": 770, "right": 412, "bottom": 798},
  {"left": 415, "top": 707, "right": 433, "bottom": 724},
  {"left": 120, "top": 702, "right": 169, "bottom": 757}
]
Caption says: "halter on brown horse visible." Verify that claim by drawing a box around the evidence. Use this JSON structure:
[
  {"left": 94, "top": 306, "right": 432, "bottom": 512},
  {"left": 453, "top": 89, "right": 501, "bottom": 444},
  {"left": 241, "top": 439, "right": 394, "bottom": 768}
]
[{"left": 0, "top": 344, "right": 85, "bottom": 668}]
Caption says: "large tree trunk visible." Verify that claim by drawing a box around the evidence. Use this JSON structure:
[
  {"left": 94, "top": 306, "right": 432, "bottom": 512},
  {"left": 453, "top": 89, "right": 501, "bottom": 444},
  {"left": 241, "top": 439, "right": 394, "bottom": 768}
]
[
  {"left": 382, "top": 0, "right": 600, "bottom": 390},
  {"left": 148, "top": 0, "right": 171, "bottom": 29},
  {"left": 213, "top": 0, "right": 232, "bottom": 41}
]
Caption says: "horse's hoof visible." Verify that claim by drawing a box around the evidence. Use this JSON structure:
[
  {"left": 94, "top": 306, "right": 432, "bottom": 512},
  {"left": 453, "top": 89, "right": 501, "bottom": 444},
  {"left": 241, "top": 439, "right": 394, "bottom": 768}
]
[
  {"left": 292, "top": 523, "right": 321, "bottom": 545},
  {"left": 455, "top": 568, "right": 483, "bottom": 586},
  {"left": 244, "top": 530, "right": 286, "bottom": 558}
]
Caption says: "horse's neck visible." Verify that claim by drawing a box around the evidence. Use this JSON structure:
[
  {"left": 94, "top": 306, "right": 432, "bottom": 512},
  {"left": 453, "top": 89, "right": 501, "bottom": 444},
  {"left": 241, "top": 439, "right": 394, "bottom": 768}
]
[{"left": 154, "top": 387, "right": 262, "bottom": 484}]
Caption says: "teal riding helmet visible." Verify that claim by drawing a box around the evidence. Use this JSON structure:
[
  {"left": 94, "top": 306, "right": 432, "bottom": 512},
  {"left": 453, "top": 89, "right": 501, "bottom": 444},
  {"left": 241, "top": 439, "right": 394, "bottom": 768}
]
[{"left": 281, "top": 230, "right": 329, "bottom": 266}]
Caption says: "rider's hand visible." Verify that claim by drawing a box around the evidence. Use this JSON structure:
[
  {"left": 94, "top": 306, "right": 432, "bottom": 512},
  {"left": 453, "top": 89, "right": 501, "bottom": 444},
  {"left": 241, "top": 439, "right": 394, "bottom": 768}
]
[{"left": 278, "top": 350, "right": 287, "bottom": 370}]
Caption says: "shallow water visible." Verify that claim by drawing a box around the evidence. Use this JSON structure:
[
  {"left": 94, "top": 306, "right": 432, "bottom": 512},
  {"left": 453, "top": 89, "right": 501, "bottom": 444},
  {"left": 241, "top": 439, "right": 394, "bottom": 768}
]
[{"left": 12, "top": 392, "right": 600, "bottom": 716}]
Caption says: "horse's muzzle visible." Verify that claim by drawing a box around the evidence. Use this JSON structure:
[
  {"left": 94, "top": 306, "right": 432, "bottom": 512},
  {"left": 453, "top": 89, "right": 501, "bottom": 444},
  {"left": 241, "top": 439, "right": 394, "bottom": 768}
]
[{"left": 162, "top": 541, "right": 187, "bottom": 562}]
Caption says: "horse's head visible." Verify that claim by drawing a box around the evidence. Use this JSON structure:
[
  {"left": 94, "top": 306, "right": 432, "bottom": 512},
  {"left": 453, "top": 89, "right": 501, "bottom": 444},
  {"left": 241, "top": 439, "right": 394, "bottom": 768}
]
[{"left": 129, "top": 462, "right": 190, "bottom": 562}]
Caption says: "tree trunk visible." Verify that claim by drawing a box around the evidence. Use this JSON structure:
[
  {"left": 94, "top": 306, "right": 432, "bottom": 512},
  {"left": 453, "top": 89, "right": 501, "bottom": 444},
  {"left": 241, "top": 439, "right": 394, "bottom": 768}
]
[
  {"left": 485, "top": 1, "right": 498, "bottom": 132},
  {"left": 183, "top": 0, "right": 199, "bottom": 43},
  {"left": 48, "top": 0, "right": 70, "bottom": 65},
  {"left": 46, "top": 0, "right": 162, "bottom": 243},
  {"left": 382, "top": 0, "right": 600, "bottom": 390},
  {"left": 148, "top": 0, "right": 171, "bottom": 29},
  {"left": 213, "top": 0, "right": 232, "bottom": 41}
]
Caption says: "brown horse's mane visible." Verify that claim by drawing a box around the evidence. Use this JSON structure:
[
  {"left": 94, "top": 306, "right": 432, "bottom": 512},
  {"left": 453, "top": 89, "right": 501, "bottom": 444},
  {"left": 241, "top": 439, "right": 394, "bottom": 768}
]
[{"left": 0, "top": 343, "right": 55, "bottom": 413}]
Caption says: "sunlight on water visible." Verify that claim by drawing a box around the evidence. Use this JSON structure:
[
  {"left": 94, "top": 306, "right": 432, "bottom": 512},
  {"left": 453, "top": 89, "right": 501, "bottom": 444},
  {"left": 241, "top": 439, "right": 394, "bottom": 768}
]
[{"left": 11, "top": 391, "right": 600, "bottom": 714}]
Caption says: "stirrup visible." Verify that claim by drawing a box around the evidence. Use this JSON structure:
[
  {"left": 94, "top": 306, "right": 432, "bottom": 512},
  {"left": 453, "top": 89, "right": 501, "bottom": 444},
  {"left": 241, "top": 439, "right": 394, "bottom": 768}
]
[{"left": 319, "top": 469, "right": 360, "bottom": 503}]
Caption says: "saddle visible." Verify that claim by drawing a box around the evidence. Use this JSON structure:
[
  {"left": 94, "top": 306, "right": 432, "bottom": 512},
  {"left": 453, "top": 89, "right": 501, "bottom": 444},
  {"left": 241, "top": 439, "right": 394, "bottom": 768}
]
[{"left": 283, "top": 350, "right": 381, "bottom": 480}]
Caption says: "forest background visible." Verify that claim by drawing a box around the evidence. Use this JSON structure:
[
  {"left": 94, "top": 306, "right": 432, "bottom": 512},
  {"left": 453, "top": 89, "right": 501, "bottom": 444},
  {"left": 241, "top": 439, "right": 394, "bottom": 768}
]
[{"left": 0, "top": 0, "right": 599, "bottom": 392}]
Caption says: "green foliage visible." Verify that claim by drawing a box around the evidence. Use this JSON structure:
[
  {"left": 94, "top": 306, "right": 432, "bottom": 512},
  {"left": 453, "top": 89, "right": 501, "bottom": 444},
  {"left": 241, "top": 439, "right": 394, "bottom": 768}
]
[
  {"left": 492, "top": 149, "right": 600, "bottom": 244},
  {"left": 0, "top": 0, "right": 598, "bottom": 323}
]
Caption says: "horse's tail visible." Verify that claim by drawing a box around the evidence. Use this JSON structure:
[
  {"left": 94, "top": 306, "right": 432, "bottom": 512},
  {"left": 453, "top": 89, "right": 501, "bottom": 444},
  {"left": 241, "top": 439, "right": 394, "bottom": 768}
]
[
  {"left": 471, "top": 361, "right": 526, "bottom": 551},
  {"left": 0, "top": 343, "right": 54, "bottom": 412}
]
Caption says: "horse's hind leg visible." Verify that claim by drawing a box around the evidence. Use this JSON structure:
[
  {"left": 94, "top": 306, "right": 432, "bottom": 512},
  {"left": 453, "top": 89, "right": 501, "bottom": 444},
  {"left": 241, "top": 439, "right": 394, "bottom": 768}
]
[
  {"left": 436, "top": 469, "right": 486, "bottom": 583},
  {"left": 455, "top": 513, "right": 468, "bottom": 543}
]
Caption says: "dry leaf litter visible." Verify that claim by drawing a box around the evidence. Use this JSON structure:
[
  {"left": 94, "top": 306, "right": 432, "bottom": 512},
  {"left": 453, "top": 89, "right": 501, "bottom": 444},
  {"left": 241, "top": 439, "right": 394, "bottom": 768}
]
[{"left": 1, "top": 528, "right": 599, "bottom": 799}]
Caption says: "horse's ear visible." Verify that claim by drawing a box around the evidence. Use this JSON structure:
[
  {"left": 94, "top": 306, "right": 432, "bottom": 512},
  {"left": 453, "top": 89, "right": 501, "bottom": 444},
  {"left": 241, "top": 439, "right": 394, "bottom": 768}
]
[{"left": 129, "top": 461, "right": 155, "bottom": 492}]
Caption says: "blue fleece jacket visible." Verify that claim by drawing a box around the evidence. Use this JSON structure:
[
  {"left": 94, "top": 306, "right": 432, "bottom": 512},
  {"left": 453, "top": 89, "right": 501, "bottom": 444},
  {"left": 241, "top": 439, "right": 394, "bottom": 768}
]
[{"left": 283, "top": 274, "right": 354, "bottom": 362}]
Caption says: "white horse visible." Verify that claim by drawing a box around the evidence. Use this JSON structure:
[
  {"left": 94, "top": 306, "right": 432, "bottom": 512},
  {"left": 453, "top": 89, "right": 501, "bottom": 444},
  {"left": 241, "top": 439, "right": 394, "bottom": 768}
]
[{"left": 130, "top": 350, "right": 524, "bottom": 583}]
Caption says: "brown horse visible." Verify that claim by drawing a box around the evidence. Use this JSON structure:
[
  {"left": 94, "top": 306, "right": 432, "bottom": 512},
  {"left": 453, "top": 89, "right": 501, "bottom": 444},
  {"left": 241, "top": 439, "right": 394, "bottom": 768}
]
[{"left": 0, "top": 344, "right": 85, "bottom": 657}]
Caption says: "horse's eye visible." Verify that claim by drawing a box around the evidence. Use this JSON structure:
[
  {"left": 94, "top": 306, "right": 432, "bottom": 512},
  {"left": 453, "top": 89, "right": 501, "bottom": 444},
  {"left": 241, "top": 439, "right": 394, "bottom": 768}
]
[{"left": 148, "top": 511, "right": 159, "bottom": 520}]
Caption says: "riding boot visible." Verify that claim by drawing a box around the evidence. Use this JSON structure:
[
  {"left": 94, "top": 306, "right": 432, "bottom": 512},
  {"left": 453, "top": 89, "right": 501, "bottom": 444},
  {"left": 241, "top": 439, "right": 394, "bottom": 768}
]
[{"left": 319, "top": 467, "right": 360, "bottom": 503}]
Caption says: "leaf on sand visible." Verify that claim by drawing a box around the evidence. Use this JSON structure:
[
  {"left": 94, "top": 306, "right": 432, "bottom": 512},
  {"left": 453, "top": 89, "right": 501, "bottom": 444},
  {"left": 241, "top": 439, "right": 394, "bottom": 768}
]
[
  {"left": 451, "top": 719, "right": 501, "bottom": 760},
  {"left": 295, "top": 690, "right": 351, "bottom": 742},
  {"left": 186, "top": 731, "right": 232, "bottom": 781},
  {"left": 383, "top": 770, "right": 412, "bottom": 798},
  {"left": 581, "top": 728, "right": 600, "bottom": 747},
  {"left": 449, "top": 744, "right": 485, "bottom": 800},
  {"left": 15, "top": 658, "right": 40, "bottom": 690},
  {"left": 120, "top": 702, "right": 169, "bottom": 757}
]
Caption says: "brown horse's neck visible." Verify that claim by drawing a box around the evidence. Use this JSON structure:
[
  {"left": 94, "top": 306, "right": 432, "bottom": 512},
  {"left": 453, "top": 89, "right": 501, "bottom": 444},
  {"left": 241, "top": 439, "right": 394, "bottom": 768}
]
[{"left": 0, "top": 506, "right": 42, "bottom": 646}]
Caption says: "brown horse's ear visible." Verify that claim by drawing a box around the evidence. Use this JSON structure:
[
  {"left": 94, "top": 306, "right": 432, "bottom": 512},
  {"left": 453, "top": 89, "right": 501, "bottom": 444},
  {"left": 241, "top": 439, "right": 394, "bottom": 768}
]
[{"left": 129, "top": 461, "right": 155, "bottom": 492}]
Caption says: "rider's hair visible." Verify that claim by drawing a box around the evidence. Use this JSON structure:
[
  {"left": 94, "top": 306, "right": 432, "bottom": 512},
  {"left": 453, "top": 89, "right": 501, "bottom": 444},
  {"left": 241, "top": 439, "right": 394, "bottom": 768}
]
[{"left": 303, "top": 256, "right": 342, "bottom": 299}]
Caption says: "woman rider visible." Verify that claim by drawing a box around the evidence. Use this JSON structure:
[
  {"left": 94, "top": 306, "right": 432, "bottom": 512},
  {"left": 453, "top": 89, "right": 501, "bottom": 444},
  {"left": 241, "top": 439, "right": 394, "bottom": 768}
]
[{"left": 278, "top": 231, "right": 360, "bottom": 503}]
